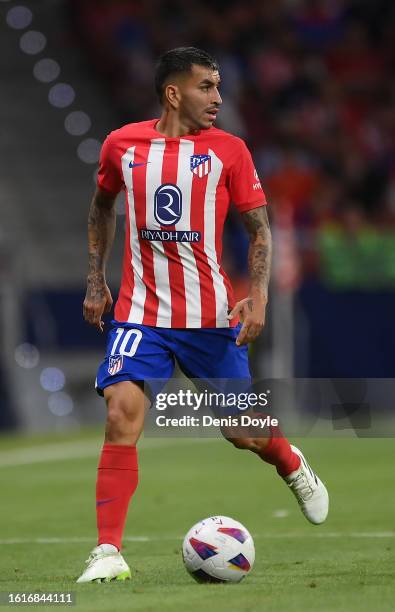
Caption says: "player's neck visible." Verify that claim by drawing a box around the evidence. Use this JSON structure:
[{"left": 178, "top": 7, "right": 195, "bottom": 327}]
[{"left": 155, "top": 112, "right": 200, "bottom": 138}]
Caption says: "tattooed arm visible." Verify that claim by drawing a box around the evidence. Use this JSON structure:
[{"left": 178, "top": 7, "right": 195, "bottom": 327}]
[
  {"left": 228, "top": 206, "right": 272, "bottom": 346},
  {"left": 83, "top": 187, "right": 117, "bottom": 331}
]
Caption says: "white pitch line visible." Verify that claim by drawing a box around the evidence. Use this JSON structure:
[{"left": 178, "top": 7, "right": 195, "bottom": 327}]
[
  {"left": 0, "top": 537, "right": 153, "bottom": 544},
  {"left": 0, "top": 437, "right": 217, "bottom": 468},
  {"left": 0, "top": 532, "right": 394, "bottom": 545},
  {"left": 0, "top": 440, "right": 101, "bottom": 467}
]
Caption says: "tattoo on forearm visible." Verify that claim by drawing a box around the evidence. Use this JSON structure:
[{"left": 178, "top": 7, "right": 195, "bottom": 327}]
[
  {"left": 242, "top": 207, "right": 272, "bottom": 297},
  {"left": 86, "top": 190, "right": 116, "bottom": 298}
]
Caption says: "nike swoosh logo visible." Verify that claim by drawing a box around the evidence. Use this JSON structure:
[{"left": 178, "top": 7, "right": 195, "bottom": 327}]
[
  {"left": 129, "top": 161, "right": 149, "bottom": 168},
  {"left": 96, "top": 497, "right": 118, "bottom": 507}
]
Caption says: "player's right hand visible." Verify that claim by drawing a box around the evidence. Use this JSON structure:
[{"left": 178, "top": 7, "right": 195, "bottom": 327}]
[{"left": 83, "top": 277, "right": 113, "bottom": 332}]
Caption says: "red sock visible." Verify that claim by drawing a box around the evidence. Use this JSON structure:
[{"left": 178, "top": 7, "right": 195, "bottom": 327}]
[
  {"left": 259, "top": 426, "right": 301, "bottom": 477},
  {"left": 96, "top": 444, "right": 138, "bottom": 550}
]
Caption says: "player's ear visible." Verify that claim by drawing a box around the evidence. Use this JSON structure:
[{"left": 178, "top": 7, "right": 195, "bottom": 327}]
[{"left": 165, "top": 84, "right": 181, "bottom": 109}]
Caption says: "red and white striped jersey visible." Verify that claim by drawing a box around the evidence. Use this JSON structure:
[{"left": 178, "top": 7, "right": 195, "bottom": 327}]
[{"left": 97, "top": 119, "right": 266, "bottom": 328}]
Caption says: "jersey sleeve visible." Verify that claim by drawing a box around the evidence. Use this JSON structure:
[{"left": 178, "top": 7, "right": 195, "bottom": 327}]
[
  {"left": 228, "top": 139, "right": 267, "bottom": 212},
  {"left": 97, "top": 132, "right": 124, "bottom": 195}
]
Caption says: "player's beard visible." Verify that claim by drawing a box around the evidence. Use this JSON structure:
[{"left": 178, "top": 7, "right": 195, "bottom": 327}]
[
  {"left": 180, "top": 104, "right": 215, "bottom": 132},
  {"left": 196, "top": 111, "right": 216, "bottom": 130}
]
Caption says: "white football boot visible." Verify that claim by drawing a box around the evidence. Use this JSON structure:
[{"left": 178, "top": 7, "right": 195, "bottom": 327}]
[
  {"left": 284, "top": 445, "right": 329, "bottom": 525},
  {"left": 76, "top": 544, "right": 131, "bottom": 583}
]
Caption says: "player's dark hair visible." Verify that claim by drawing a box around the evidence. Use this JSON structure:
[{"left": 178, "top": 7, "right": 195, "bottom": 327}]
[{"left": 155, "top": 47, "right": 219, "bottom": 103}]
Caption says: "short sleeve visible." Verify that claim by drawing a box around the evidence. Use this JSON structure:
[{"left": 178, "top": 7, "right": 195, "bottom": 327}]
[
  {"left": 97, "top": 133, "right": 123, "bottom": 195},
  {"left": 228, "top": 139, "right": 267, "bottom": 212}
]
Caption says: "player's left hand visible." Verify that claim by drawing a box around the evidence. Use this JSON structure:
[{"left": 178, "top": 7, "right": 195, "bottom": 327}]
[{"left": 227, "top": 296, "right": 267, "bottom": 346}]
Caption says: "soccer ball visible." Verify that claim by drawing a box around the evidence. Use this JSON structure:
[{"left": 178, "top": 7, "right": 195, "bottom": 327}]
[{"left": 182, "top": 516, "right": 255, "bottom": 583}]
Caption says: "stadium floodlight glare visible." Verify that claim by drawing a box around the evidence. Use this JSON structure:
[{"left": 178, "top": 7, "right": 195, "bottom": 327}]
[
  {"left": 40, "top": 367, "right": 66, "bottom": 392},
  {"left": 19, "top": 30, "right": 46, "bottom": 54},
  {"left": 77, "top": 138, "right": 101, "bottom": 164},
  {"left": 65, "top": 111, "right": 91, "bottom": 136},
  {"left": 33, "top": 58, "right": 60, "bottom": 83},
  {"left": 6, "top": 6, "right": 33, "bottom": 29},
  {"left": 14, "top": 343, "right": 40, "bottom": 369},
  {"left": 48, "top": 391, "right": 74, "bottom": 417},
  {"left": 48, "top": 82, "right": 75, "bottom": 108},
  {"left": 8, "top": 5, "right": 100, "bottom": 171}
]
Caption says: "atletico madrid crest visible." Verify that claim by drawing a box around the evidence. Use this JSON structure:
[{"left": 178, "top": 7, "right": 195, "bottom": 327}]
[
  {"left": 108, "top": 355, "right": 123, "bottom": 376},
  {"left": 190, "top": 155, "right": 211, "bottom": 178}
]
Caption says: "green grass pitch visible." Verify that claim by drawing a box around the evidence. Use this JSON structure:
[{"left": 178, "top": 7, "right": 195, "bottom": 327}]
[{"left": 0, "top": 430, "right": 394, "bottom": 611}]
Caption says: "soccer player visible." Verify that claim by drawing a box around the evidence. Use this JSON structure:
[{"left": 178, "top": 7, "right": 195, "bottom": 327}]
[{"left": 77, "top": 47, "right": 328, "bottom": 583}]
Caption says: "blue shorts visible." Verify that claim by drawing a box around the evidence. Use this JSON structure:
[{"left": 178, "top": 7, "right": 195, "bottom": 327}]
[{"left": 96, "top": 321, "right": 251, "bottom": 398}]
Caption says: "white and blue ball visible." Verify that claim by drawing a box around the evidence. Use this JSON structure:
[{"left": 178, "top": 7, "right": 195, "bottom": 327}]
[{"left": 182, "top": 516, "right": 255, "bottom": 583}]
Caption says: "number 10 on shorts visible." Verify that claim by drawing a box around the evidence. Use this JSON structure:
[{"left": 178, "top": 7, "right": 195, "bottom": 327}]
[{"left": 110, "top": 328, "right": 142, "bottom": 357}]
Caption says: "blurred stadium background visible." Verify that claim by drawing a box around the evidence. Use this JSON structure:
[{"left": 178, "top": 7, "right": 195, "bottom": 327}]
[{"left": 1, "top": 0, "right": 394, "bottom": 433}]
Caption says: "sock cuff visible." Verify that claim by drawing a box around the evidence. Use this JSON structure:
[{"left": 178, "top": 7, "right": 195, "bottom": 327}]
[{"left": 98, "top": 444, "right": 138, "bottom": 470}]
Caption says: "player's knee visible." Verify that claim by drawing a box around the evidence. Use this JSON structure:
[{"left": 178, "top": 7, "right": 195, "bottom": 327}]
[{"left": 106, "top": 397, "right": 138, "bottom": 430}]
